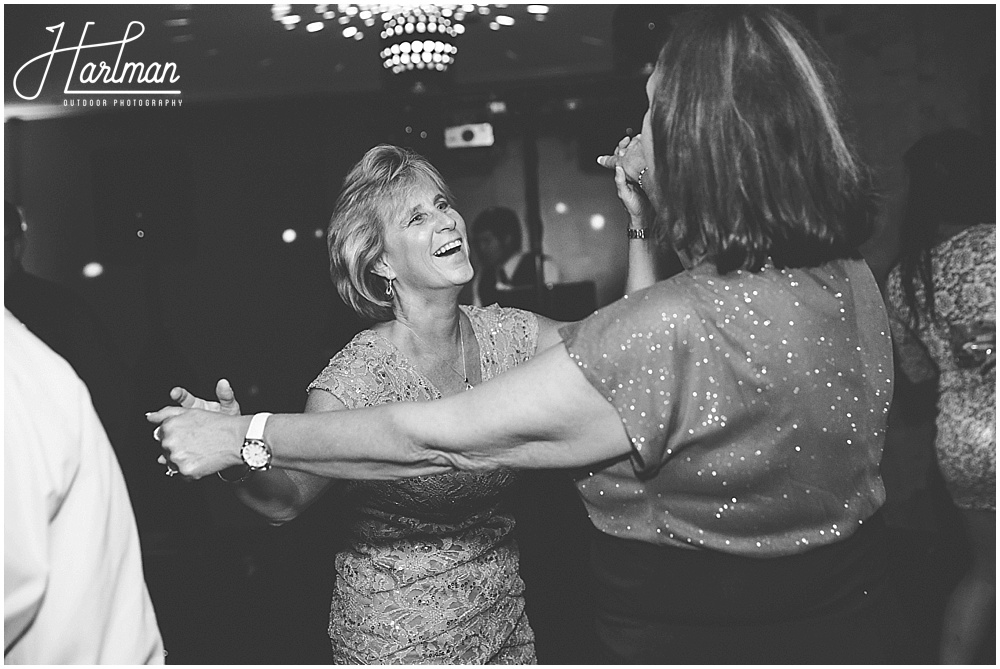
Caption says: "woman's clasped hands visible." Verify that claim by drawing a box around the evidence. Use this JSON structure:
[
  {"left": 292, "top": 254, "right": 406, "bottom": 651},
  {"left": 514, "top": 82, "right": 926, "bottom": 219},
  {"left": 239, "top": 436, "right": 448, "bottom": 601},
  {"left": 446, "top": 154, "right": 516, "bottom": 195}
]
[{"left": 148, "top": 378, "right": 248, "bottom": 480}]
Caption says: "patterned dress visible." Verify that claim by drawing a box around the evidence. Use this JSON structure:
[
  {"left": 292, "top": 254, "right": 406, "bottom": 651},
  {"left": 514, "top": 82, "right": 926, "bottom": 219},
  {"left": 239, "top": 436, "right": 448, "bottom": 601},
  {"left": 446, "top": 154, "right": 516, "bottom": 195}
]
[
  {"left": 885, "top": 224, "right": 996, "bottom": 512},
  {"left": 308, "top": 305, "right": 539, "bottom": 664}
]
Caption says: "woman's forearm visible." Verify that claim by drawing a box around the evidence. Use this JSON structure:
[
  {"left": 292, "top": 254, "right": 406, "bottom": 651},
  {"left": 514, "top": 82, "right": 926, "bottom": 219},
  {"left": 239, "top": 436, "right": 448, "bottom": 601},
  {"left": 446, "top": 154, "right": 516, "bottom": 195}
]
[
  {"left": 153, "top": 345, "right": 631, "bottom": 480},
  {"left": 626, "top": 222, "right": 659, "bottom": 294},
  {"left": 264, "top": 343, "right": 631, "bottom": 478},
  {"left": 230, "top": 468, "right": 321, "bottom": 524}
]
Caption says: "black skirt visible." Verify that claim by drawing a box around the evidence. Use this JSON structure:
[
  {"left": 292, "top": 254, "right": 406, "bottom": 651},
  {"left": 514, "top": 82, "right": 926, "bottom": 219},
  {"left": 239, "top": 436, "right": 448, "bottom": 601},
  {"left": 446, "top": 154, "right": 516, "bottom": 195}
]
[{"left": 589, "top": 511, "right": 917, "bottom": 664}]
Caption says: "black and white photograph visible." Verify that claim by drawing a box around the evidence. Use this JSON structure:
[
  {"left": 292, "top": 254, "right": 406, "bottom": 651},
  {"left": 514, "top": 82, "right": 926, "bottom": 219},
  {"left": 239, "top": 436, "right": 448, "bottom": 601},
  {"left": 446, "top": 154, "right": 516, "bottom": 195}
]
[{"left": 4, "top": 3, "right": 995, "bottom": 664}]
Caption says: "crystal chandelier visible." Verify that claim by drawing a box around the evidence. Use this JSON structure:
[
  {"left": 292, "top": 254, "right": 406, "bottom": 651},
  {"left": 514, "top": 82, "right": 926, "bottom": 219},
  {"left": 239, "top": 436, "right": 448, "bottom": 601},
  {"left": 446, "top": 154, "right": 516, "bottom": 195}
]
[{"left": 270, "top": 4, "right": 549, "bottom": 74}]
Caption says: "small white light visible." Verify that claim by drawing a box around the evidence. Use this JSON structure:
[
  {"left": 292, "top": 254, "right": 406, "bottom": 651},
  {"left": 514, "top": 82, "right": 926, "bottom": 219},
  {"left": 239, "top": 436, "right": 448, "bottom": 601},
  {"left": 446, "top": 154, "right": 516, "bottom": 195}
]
[
  {"left": 281, "top": 14, "right": 300, "bottom": 25},
  {"left": 306, "top": 21, "right": 324, "bottom": 32},
  {"left": 526, "top": 5, "right": 549, "bottom": 14},
  {"left": 489, "top": 21, "right": 499, "bottom": 30},
  {"left": 496, "top": 15, "right": 514, "bottom": 26},
  {"left": 453, "top": 23, "right": 465, "bottom": 34},
  {"left": 555, "top": 202, "right": 568, "bottom": 214},
  {"left": 82, "top": 262, "right": 104, "bottom": 278},
  {"left": 323, "top": 10, "right": 334, "bottom": 19},
  {"left": 590, "top": 214, "right": 606, "bottom": 231},
  {"left": 342, "top": 26, "right": 357, "bottom": 38},
  {"left": 353, "top": 31, "right": 363, "bottom": 40},
  {"left": 315, "top": 228, "right": 325, "bottom": 239},
  {"left": 489, "top": 100, "right": 507, "bottom": 114},
  {"left": 282, "top": 229, "right": 297, "bottom": 243},
  {"left": 404, "top": 22, "right": 414, "bottom": 33}
]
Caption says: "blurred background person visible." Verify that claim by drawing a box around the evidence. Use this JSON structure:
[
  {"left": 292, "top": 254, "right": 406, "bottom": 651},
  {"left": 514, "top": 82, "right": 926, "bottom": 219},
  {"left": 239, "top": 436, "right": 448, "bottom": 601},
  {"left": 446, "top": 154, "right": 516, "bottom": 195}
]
[
  {"left": 884, "top": 128, "right": 995, "bottom": 664},
  {"left": 469, "top": 205, "right": 561, "bottom": 307},
  {"left": 4, "top": 200, "right": 128, "bottom": 463},
  {"left": 5, "top": 310, "right": 163, "bottom": 664}
]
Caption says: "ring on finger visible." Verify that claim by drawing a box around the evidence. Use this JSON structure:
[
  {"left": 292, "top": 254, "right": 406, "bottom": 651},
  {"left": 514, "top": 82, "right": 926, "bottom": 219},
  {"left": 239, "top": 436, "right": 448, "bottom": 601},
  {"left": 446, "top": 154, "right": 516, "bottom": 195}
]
[{"left": 153, "top": 426, "right": 162, "bottom": 442}]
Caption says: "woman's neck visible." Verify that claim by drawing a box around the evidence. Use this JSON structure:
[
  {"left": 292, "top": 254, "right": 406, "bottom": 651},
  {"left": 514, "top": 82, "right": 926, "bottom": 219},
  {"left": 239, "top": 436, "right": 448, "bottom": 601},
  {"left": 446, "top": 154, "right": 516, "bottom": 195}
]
[{"left": 390, "top": 287, "right": 464, "bottom": 345}]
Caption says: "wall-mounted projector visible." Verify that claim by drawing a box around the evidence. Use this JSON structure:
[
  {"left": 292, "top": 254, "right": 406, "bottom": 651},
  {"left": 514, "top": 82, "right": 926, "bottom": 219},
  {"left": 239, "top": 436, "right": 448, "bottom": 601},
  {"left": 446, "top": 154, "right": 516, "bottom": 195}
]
[{"left": 444, "top": 122, "right": 495, "bottom": 149}]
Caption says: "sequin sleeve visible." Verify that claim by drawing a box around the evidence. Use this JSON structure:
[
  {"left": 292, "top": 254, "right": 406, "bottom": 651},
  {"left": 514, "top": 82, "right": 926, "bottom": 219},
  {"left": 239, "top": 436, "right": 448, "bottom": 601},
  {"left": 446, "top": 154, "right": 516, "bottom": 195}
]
[{"left": 560, "top": 282, "right": 691, "bottom": 475}]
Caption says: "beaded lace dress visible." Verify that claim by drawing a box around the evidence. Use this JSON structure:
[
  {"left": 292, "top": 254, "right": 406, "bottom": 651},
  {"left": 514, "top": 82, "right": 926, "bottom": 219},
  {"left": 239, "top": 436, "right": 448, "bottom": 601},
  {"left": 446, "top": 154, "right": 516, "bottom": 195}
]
[{"left": 308, "top": 305, "right": 538, "bottom": 664}]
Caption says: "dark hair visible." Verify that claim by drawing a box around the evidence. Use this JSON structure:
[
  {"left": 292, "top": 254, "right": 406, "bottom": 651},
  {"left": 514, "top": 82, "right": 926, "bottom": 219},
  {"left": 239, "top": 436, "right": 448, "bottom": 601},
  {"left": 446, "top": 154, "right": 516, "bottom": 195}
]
[
  {"left": 327, "top": 144, "right": 454, "bottom": 322},
  {"left": 649, "top": 6, "right": 876, "bottom": 274},
  {"left": 472, "top": 206, "right": 522, "bottom": 250},
  {"left": 896, "top": 128, "right": 994, "bottom": 327}
]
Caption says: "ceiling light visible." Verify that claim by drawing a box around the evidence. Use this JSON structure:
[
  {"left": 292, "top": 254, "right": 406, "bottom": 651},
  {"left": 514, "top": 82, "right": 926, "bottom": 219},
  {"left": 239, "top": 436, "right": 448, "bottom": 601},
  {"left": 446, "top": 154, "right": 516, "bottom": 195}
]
[{"left": 271, "top": 3, "right": 521, "bottom": 75}]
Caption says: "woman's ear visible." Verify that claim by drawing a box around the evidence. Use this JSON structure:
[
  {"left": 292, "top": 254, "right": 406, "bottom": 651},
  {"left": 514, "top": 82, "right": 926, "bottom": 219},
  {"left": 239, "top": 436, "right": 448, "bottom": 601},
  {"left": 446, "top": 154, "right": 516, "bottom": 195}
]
[{"left": 371, "top": 257, "right": 395, "bottom": 282}]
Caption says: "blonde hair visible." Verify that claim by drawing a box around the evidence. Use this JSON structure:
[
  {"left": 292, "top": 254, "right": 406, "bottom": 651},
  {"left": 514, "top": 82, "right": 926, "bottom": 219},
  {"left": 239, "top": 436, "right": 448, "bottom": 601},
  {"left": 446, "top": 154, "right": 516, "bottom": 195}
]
[{"left": 327, "top": 144, "right": 453, "bottom": 321}]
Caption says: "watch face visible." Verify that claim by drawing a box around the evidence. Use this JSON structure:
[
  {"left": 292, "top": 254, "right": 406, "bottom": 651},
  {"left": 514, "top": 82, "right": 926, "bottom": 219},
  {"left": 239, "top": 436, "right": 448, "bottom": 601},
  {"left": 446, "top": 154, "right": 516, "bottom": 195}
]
[{"left": 241, "top": 440, "right": 271, "bottom": 470}]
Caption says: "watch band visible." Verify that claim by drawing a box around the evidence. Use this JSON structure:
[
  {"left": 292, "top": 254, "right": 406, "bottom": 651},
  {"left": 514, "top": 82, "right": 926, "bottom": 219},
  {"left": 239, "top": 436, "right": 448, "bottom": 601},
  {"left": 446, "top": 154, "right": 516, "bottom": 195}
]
[
  {"left": 628, "top": 228, "right": 648, "bottom": 240},
  {"left": 245, "top": 412, "right": 272, "bottom": 441}
]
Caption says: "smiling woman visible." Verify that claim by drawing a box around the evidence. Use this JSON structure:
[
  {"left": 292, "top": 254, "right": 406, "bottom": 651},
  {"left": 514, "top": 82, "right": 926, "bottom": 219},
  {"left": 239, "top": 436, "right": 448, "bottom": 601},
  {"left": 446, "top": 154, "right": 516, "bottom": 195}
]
[{"left": 154, "top": 143, "right": 655, "bottom": 663}]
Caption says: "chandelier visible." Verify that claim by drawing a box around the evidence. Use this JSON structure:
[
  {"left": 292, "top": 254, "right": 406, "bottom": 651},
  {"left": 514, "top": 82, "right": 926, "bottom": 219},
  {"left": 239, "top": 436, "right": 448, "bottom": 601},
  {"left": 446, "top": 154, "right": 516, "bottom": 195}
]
[{"left": 270, "top": 4, "right": 550, "bottom": 74}]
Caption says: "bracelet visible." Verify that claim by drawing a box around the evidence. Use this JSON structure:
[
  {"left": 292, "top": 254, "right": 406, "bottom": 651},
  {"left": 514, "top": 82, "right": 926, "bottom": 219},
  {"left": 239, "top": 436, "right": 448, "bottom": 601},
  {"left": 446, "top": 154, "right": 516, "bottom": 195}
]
[
  {"left": 217, "top": 465, "right": 254, "bottom": 484},
  {"left": 628, "top": 228, "right": 648, "bottom": 240},
  {"left": 637, "top": 167, "right": 647, "bottom": 190}
]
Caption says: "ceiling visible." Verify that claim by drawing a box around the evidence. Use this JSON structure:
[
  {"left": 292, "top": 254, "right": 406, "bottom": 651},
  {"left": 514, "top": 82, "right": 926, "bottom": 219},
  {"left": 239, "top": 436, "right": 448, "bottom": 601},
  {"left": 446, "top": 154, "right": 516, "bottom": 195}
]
[{"left": 5, "top": 4, "right": 622, "bottom": 120}]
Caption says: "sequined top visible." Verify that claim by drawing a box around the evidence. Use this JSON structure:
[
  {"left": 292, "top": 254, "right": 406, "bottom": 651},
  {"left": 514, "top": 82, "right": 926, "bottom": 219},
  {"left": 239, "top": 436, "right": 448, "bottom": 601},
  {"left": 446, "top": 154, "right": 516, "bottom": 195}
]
[
  {"left": 308, "top": 304, "right": 538, "bottom": 664},
  {"left": 885, "top": 224, "right": 996, "bottom": 511},
  {"left": 560, "top": 258, "right": 893, "bottom": 557}
]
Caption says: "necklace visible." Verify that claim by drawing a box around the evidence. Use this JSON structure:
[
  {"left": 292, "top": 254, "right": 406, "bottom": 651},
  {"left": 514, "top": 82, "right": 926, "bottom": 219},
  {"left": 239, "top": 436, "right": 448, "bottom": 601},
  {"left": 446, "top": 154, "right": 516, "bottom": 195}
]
[{"left": 396, "top": 315, "right": 474, "bottom": 391}]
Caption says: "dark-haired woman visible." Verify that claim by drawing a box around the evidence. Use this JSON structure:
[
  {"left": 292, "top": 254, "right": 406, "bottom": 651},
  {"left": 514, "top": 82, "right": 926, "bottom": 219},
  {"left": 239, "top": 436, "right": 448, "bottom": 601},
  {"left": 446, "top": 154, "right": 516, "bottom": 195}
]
[
  {"left": 885, "top": 129, "right": 995, "bottom": 664},
  {"left": 152, "top": 7, "right": 913, "bottom": 663}
]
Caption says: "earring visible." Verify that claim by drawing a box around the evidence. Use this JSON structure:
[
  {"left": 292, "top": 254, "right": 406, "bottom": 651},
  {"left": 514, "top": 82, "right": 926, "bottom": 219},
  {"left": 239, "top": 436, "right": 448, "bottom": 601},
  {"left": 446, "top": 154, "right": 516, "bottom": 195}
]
[{"left": 385, "top": 277, "right": 394, "bottom": 299}]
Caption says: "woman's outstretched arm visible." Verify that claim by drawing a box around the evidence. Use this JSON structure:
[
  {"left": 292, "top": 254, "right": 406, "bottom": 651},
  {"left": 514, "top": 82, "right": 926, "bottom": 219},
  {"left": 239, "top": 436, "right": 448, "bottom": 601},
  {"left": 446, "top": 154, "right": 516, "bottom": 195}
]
[{"left": 149, "top": 342, "right": 630, "bottom": 480}]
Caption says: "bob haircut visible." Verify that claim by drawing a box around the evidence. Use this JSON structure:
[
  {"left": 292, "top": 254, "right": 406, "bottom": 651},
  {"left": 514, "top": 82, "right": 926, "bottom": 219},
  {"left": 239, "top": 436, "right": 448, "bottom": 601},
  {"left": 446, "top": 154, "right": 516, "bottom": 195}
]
[
  {"left": 649, "top": 6, "right": 877, "bottom": 274},
  {"left": 327, "top": 144, "right": 454, "bottom": 322}
]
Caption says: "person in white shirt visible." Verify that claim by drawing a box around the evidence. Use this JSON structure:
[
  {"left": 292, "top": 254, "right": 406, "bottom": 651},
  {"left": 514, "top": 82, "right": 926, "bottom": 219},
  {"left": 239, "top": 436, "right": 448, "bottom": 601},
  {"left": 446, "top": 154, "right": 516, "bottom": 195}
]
[
  {"left": 470, "top": 206, "right": 561, "bottom": 307},
  {"left": 4, "top": 309, "right": 164, "bottom": 664}
]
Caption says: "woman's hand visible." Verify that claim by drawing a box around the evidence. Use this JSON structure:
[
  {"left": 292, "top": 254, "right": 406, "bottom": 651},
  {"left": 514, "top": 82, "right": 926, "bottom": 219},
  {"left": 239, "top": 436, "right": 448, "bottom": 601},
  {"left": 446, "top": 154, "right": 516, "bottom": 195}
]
[
  {"left": 597, "top": 134, "right": 655, "bottom": 223},
  {"left": 148, "top": 407, "right": 250, "bottom": 479},
  {"left": 170, "top": 378, "right": 241, "bottom": 415}
]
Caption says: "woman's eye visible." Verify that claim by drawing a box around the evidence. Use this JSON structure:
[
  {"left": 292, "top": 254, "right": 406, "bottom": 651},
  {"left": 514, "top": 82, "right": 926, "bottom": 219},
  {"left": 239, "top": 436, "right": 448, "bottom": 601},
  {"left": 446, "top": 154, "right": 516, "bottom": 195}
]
[{"left": 409, "top": 213, "right": 425, "bottom": 225}]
